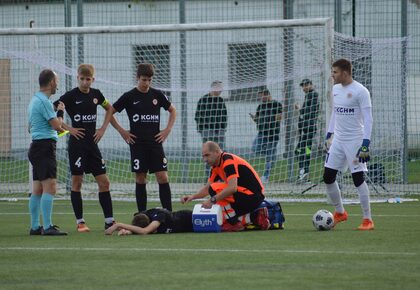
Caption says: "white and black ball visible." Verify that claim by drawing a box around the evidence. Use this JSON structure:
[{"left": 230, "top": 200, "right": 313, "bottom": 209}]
[{"left": 312, "top": 209, "right": 334, "bottom": 231}]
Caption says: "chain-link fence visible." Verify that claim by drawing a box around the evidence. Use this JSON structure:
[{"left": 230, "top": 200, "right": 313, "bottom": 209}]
[{"left": 0, "top": 0, "right": 419, "bottom": 196}]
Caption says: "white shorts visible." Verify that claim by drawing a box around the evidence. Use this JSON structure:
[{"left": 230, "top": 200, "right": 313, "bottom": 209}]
[{"left": 325, "top": 139, "right": 367, "bottom": 173}]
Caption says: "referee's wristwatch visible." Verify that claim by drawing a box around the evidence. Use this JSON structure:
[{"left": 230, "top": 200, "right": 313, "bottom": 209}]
[{"left": 210, "top": 196, "right": 217, "bottom": 204}]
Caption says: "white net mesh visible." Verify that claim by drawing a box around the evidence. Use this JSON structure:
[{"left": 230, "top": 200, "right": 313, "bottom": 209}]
[{"left": 0, "top": 19, "right": 411, "bottom": 200}]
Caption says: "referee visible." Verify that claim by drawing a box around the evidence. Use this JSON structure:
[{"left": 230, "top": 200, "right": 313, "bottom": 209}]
[{"left": 27, "top": 69, "right": 67, "bottom": 236}]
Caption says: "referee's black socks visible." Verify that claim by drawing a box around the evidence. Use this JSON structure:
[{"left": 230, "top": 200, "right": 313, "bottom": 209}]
[{"left": 159, "top": 183, "right": 172, "bottom": 211}]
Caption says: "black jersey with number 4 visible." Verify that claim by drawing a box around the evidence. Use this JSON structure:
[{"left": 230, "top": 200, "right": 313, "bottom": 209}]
[
  {"left": 113, "top": 87, "right": 171, "bottom": 143},
  {"left": 54, "top": 88, "right": 106, "bottom": 138}
]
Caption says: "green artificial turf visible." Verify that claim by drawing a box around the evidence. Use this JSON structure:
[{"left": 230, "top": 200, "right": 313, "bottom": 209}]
[{"left": 0, "top": 200, "right": 419, "bottom": 290}]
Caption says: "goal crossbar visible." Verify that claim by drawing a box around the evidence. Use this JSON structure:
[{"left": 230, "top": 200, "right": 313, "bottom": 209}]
[{"left": 0, "top": 18, "right": 332, "bottom": 35}]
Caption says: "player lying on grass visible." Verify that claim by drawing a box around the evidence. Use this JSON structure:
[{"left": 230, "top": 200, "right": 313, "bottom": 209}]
[{"left": 104, "top": 208, "right": 193, "bottom": 235}]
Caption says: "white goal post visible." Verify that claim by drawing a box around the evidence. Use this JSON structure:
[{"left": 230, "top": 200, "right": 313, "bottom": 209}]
[{"left": 0, "top": 18, "right": 409, "bottom": 200}]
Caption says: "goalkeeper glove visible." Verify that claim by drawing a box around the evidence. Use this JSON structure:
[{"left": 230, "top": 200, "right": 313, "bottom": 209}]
[
  {"left": 357, "top": 139, "right": 370, "bottom": 163},
  {"left": 324, "top": 132, "right": 333, "bottom": 152}
]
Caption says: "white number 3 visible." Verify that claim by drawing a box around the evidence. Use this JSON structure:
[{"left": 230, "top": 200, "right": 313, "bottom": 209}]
[{"left": 133, "top": 159, "right": 140, "bottom": 170}]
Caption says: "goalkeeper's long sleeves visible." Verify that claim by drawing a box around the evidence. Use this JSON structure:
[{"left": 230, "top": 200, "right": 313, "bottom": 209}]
[{"left": 361, "top": 107, "right": 373, "bottom": 140}]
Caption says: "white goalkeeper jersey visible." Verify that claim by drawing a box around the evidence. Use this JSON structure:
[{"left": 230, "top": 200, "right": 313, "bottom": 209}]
[{"left": 331, "top": 80, "right": 371, "bottom": 142}]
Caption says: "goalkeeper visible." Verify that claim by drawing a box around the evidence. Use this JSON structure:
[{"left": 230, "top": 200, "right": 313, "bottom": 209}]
[{"left": 323, "top": 58, "right": 374, "bottom": 231}]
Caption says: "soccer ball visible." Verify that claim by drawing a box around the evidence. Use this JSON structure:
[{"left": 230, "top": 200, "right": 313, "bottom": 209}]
[{"left": 312, "top": 209, "right": 334, "bottom": 231}]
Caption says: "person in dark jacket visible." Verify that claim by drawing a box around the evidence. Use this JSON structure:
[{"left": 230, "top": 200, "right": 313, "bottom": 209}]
[
  {"left": 195, "top": 81, "right": 228, "bottom": 178},
  {"left": 295, "top": 79, "right": 319, "bottom": 182},
  {"left": 250, "top": 89, "right": 282, "bottom": 183},
  {"left": 195, "top": 81, "right": 228, "bottom": 149}
]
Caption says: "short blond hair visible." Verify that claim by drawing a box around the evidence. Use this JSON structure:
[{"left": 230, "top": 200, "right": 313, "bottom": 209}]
[{"left": 77, "top": 64, "right": 95, "bottom": 77}]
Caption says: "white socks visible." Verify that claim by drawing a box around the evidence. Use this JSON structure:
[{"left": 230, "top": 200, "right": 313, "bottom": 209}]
[
  {"left": 357, "top": 182, "right": 372, "bottom": 220},
  {"left": 326, "top": 181, "right": 345, "bottom": 213}
]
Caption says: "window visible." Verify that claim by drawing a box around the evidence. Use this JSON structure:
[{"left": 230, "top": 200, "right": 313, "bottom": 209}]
[
  {"left": 132, "top": 44, "right": 171, "bottom": 96},
  {"left": 228, "top": 43, "right": 267, "bottom": 101}
]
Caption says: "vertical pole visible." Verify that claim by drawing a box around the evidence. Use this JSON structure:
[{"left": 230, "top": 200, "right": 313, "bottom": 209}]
[
  {"left": 77, "top": 0, "right": 84, "bottom": 64},
  {"left": 64, "top": 0, "right": 72, "bottom": 192},
  {"left": 64, "top": 0, "right": 72, "bottom": 92},
  {"left": 283, "top": 0, "right": 295, "bottom": 182},
  {"left": 334, "top": 0, "right": 342, "bottom": 33},
  {"left": 28, "top": 20, "right": 36, "bottom": 196},
  {"left": 179, "top": 0, "right": 188, "bottom": 182},
  {"left": 352, "top": 0, "right": 356, "bottom": 36},
  {"left": 401, "top": 0, "right": 408, "bottom": 183},
  {"left": 324, "top": 18, "right": 334, "bottom": 151}
]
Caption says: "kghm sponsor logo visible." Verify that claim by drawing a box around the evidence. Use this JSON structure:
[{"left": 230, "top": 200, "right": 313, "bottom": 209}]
[
  {"left": 335, "top": 107, "right": 355, "bottom": 114},
  {"left": 193, "top": 218, "right": 215, "bottom": 227},
  {"left": 141, "top": 114, "right": 159, "bottom": 121},
  {"left": 74, "top": 114, "right": 97, "bottom": 122}
]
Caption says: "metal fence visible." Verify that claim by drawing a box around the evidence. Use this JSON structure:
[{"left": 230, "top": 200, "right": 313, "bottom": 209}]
[{"left": 0, "top": 0, "right": 419, "bottom": 193}]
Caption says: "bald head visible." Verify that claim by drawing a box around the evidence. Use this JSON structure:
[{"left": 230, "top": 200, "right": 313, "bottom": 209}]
[
  {"left": 202, "top": 141, "right": 222, "bottom": 167},
  {"left": 202, "top": 141, "right": 222, "bottom": 153}
]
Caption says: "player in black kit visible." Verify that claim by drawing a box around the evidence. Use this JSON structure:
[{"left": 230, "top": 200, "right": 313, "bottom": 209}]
[
  {"left": 111, "top": 63, "right": 176, "bottom": 212},
  {"left": 104, "top": 208, "right": 193, "bottom": 235},
  {"left": 54, "top": 64, "right": 115, "bottom": 232}
]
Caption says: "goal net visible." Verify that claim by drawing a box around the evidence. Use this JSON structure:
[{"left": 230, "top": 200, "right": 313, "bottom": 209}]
[{"left": 0, "top": 19, "right": 410, "bottom": 201}]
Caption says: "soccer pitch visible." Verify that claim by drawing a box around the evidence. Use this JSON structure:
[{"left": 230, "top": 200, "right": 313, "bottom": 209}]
[{"left": 0, "top": 200, "right": 419, "bottom": 290}]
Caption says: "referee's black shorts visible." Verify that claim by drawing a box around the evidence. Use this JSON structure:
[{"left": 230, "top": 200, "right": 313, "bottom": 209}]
[{"left": 28, "top": 139, "right": 57, "bottom": 181}]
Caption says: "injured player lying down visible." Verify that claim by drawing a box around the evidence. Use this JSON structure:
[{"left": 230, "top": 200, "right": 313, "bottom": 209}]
[{"left": 105, "top": 208, "right": 193, "bottom": 235}]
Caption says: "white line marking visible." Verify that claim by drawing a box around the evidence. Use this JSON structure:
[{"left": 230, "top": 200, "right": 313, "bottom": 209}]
[
  {"left": 1, "top": 212, "right": 420, "bottom": 217},
  {"left": 0, "top": 247, "right": 416, "bottom": 256}
]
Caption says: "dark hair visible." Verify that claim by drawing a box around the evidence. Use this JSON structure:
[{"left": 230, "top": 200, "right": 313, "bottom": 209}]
[
  {"left": 299, "top": 79, "right": 312, "bottom": 86},
  {"left": 38, "top": 69, "right": 56, "bottom": 87},
  {"left": 332, "top": 58, "right": 352, "bottom": 74},
  {"left": 132, "top": 213, "right": 150, "bottom": 228},
  {"left": 258, "top": 89, "right": 271, "bottom": 96},
  {"left": 136, "top": 63, "right": 155, "bottom": 78}
]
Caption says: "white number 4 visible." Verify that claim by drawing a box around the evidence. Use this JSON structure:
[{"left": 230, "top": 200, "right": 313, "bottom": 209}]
[{"left": 75, "top": 157, "right": 82, "bottom": 168}]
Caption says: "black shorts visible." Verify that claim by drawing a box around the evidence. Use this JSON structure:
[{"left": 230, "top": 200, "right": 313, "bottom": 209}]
[
  {"left": 231, "top": 191, "right": 265, "bottom": 217},
  {"left": 28, "top": 139, "right": 57, "bottom": 181},
  {"left": 172, "top": 210, "right": 193, "bottom": 233},
  {"left": 68, "top": 138, "right": 106, "bottom": 176},
  {"left": 129, "top": 142, "right": 168, "bottom": 173}
]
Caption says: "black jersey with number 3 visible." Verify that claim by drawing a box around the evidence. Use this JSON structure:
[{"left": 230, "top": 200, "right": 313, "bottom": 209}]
[
  {"left": 113, "top": 87, "right": 171, "bottom": 143},
  {"left": 55, "top": 88, "right": 106, "bottom": 138}
]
